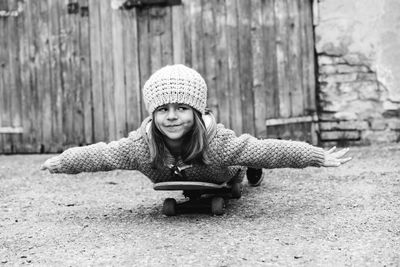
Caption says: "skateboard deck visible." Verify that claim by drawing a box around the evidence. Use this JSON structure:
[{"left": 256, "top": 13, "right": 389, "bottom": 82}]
[{"left": 153, "top": 181, "right": 243, "bottom": 216}]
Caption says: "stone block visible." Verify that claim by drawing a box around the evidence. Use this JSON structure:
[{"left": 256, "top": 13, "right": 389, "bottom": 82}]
[
  {"left": 357, "top": 73, "right": 377, "bottom": 81},
  {"left": 319, "top": 65, "right": 337, "bottom": 74},
  {"left": 322, "top": 101, "right": 344, "bottom": 113},
  {"left": 337, "top": 83, "right": 359, "bottom": 101},
  {"left": 318, "top": 112, "right": 337, "bottom": 121},
  {"left": 343, "top": 100, "right": 383, "bottom": 120},
  {"left": 387, "top": 119, "right": 400, "bottom": 130},
  {"left": 318, "top": 55, "right": 335, "bottom": 65},
  {"left": 370, "top": 119, "right": 387, "bottom": 130},
  {"left": 319, "top": 120, "right": 369, "bottom": 131},
  {"left": 336, "top": 64, "right": 369, "bottom": 73},
  {"left": 343, "top": 54, "right": 367, "bottom": 65},
  {"left": 333, "top": 111, "right": 358, "bottom": 121},
  {"left": 358, "top": 81, "right": 380, "bottom": 100},
  {"left": 319, "top": 73, "right": 358, "bottom": 83},
  {"left": 383, "top": 101, "right": 400, "bottom": 112},
  {"left": 320, "top": 130, "right": 360, "bottom": 141}
]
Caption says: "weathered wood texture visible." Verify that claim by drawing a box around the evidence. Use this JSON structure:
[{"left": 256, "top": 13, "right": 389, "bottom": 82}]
[{"left": 0, "top": 0, "right": 316, "bottom": 153}]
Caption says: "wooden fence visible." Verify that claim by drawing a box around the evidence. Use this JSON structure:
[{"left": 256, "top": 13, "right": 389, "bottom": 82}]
[{"left": 0, "top": 0, "right": 316, "bottom": 153}]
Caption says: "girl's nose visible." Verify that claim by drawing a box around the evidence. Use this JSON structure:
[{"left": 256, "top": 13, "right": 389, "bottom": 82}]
[{"left": 166, "top": 108, "right": 178, "bottom": 120}]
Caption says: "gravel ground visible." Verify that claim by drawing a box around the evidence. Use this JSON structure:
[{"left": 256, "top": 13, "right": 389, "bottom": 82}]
[{"left": 1, "top": 144, "right": 400, "bottom": 266}]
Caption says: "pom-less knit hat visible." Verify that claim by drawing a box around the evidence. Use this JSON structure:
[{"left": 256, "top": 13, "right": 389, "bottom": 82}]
[{"left": 143, "top": 64, "right": 208, "bottom": 114}]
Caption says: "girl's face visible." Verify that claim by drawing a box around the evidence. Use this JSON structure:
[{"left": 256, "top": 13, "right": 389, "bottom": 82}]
[{"left": 154, "top": 103, "right": 194, "bottom": 141}]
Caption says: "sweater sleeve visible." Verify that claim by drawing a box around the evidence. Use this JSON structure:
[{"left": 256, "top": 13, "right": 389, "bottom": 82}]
[
  {"left": 46, "top": 131, "right": 142, "bottom": 174},
  {"left": 211, "top": 126, "right": 325, "bottom": 169}
]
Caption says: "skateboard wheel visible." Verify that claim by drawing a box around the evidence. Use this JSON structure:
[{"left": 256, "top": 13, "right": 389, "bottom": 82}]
[
  {"left": 231, "top": 183, "right": 243, "bottom": 199},
  {"left": 162, "top": 198, "right": 177, "bottom": 216},
  {"left": 211, "top": 197, "right": 225, "bottom": 215}
]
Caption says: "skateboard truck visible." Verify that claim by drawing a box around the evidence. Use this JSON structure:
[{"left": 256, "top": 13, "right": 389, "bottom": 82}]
[{"left": 153, "top": 181, "right": 243, "bottom": 216}]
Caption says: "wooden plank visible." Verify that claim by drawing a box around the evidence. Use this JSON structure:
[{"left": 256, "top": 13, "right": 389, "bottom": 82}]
[
  {"left": 111, "top": 7, "right": 127, "bottom": 138},
  {"left": 213, "top": 0, "right": 230, "bottom": 127},
  {"left": 299, "top": 0, "right": 308, "bottom": 114},
  {"left": 88, "top": 0, "right": 105, "bottom": 142},
  {"left": 20, "top": 0, "right": 37, "bottom": 152},
  {"left": 7, "top": 0, "right": 22, "bottom": 152},
  {"left": 160, "top": 7, "right": 173, "bottom": 66},
  {"left": 137, "top": 8, "right": 151, "bottom": 118},
  {"left": 190, "top": 0, "right": 203, "bottom": 73},
  {"left": 287, "top": 0, "right": 303, "bottom": 116},
  {"left": 202, "top": 0, "right": 218, "bottom": 115},
  {"left": 71, "top": 1, "right": 84, "bottom": 148},
  {"left": 48, "top": 0, "right": 63, "bottom": 152},
  {"left": 37, "top": 0, "right": 52, "bottom": 152},
  {"left": 225, "top": 0, "right": 241, "bottom": 134},
  {"left": 59, "top": 0, "right": 74, "bottom": 148},
  {"left": 171, "top": 5, "right": 185, "bottom": 64},
  {"left": 251, "top": 0, "right": 266, "bottom": 137},
  {"left": 0, "top": 0, "right": 11, "bottom": 153},
  {"left": 237, "top": 0, "right": 254, "bottom": 135},
  {"left": 182, "top": 0, "right": 192, "bottom": 67},
  {"left": 16, "top": 0, "right": 30, "bottom": 152},
  {"left": 28, "top": 0, "right": 42, "bottom": 152},
  {"left": 122, "top": 8, "right": 142, "bottom": 131},
  {"left": 274, "top": 0, "right": 291, "bottom": 118},
  {"left": 304, "top": 0, "right": 317, "bottom": 143},
  {"left": 303, "top": 0, "right": 316, "bottom": 112},
  {"left": 149, "top": 7, "right": 163, "bottom": 73},
  {"left": 79, "top": 0, "right": 93, "bottom": 144},
  {"left": 100, "top": 0, "right": 115, "bottom": 141},
  {"left": 262, "top": 0, "right": 278, "bottom": 119}
]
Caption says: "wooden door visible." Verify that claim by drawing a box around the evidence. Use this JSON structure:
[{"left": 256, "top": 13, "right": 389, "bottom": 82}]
[{"left": 0, "top": 0, "right": 317, "bottom": 153}]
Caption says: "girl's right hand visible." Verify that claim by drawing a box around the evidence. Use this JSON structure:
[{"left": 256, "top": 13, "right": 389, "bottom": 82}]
[{"left": 40, "top": 157, "right": 59, "bottom": 173}]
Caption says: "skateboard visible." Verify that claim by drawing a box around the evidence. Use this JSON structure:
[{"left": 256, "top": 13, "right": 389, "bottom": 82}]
[{"left": 153, "top": 181, "right": 243, "bottom": 216}]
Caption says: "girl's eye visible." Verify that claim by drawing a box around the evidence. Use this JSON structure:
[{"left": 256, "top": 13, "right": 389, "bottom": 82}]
[
  {"left": 178, "top": 106, "right": 189, "bottom": 111},
  {"left": 156, "top": 107, "right": 167, "bottom": 112}
]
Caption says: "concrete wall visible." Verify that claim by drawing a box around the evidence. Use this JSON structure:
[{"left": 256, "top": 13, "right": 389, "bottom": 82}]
[{"left": 315, "top": 0, "right": 400, "bottom": 146}]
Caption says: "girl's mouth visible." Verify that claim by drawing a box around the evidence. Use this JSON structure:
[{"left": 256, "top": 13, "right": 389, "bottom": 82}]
[{"left": 165, "top": 125, "right": 182, "bottom": 131}]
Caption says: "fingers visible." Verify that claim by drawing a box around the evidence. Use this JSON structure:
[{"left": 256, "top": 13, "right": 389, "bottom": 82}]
[
  {"left": 336, "top": 147, "right": 350, "bottom": 156},
  {"left": 327, "top": 146, "right": 336, "bottom": 153},
  {"left": 323, "top": 147, "right": 352, "bottom": 167},
  {"left": 340, "top": 156, "right": 352, "bottom": 164}
]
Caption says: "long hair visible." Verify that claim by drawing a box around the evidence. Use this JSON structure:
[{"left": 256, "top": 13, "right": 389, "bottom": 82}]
[{"left": 149, "top": 109, "right": 210, "bottom": 169}]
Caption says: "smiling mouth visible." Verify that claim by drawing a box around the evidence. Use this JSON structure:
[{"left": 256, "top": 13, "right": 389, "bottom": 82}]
[{"left": 164, "top": 125, "right": 182, "bottom": 131}]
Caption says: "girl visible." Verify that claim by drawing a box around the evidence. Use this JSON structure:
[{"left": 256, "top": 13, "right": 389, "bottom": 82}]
[{"left": 41, "top": 64, "right": 351, "bottom": 186}]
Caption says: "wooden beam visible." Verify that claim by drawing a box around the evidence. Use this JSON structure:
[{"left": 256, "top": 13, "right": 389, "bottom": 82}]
[
  {"left": 266, "top": 115, "right": 318, "bottom": 126},
  {"left": 0, "top": 127, "right": 24, "bottom": 134}
]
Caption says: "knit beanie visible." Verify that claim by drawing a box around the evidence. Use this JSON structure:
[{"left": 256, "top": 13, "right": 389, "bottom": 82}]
[{"left": 143, "top": 64, "right": 208, "bottom": 114}]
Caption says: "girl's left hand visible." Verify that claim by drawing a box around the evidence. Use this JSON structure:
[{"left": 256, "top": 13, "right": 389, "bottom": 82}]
[{"left": 323, "top": 147, "right": 352, "bottom": 167}]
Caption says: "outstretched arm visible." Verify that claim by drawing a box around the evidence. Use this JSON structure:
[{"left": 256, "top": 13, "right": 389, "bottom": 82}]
[
  {"left": 40, "top": 133, "right": 141, "bottom": 174},
  {"left": 211, "top": 126, "right": 352, "bottom": 169}
]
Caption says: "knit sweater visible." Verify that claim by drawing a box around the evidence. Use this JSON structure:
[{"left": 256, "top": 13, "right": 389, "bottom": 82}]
[{"left": 46, "top": 115, "right": 325, "bottom": 184}]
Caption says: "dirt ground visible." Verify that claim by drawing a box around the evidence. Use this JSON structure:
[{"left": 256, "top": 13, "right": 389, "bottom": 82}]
[{"left": 1, "top": 144, "right": 400, "bottom": 266}]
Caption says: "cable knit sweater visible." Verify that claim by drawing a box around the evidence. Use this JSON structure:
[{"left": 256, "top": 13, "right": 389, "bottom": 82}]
[{"left": 46, "top": 115, "right": 325, "bottom": 184}]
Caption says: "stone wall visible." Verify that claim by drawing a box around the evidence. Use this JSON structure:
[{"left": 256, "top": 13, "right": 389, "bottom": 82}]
[{"left": 315, "top": 0, "right": 400, "bottom": 146}]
